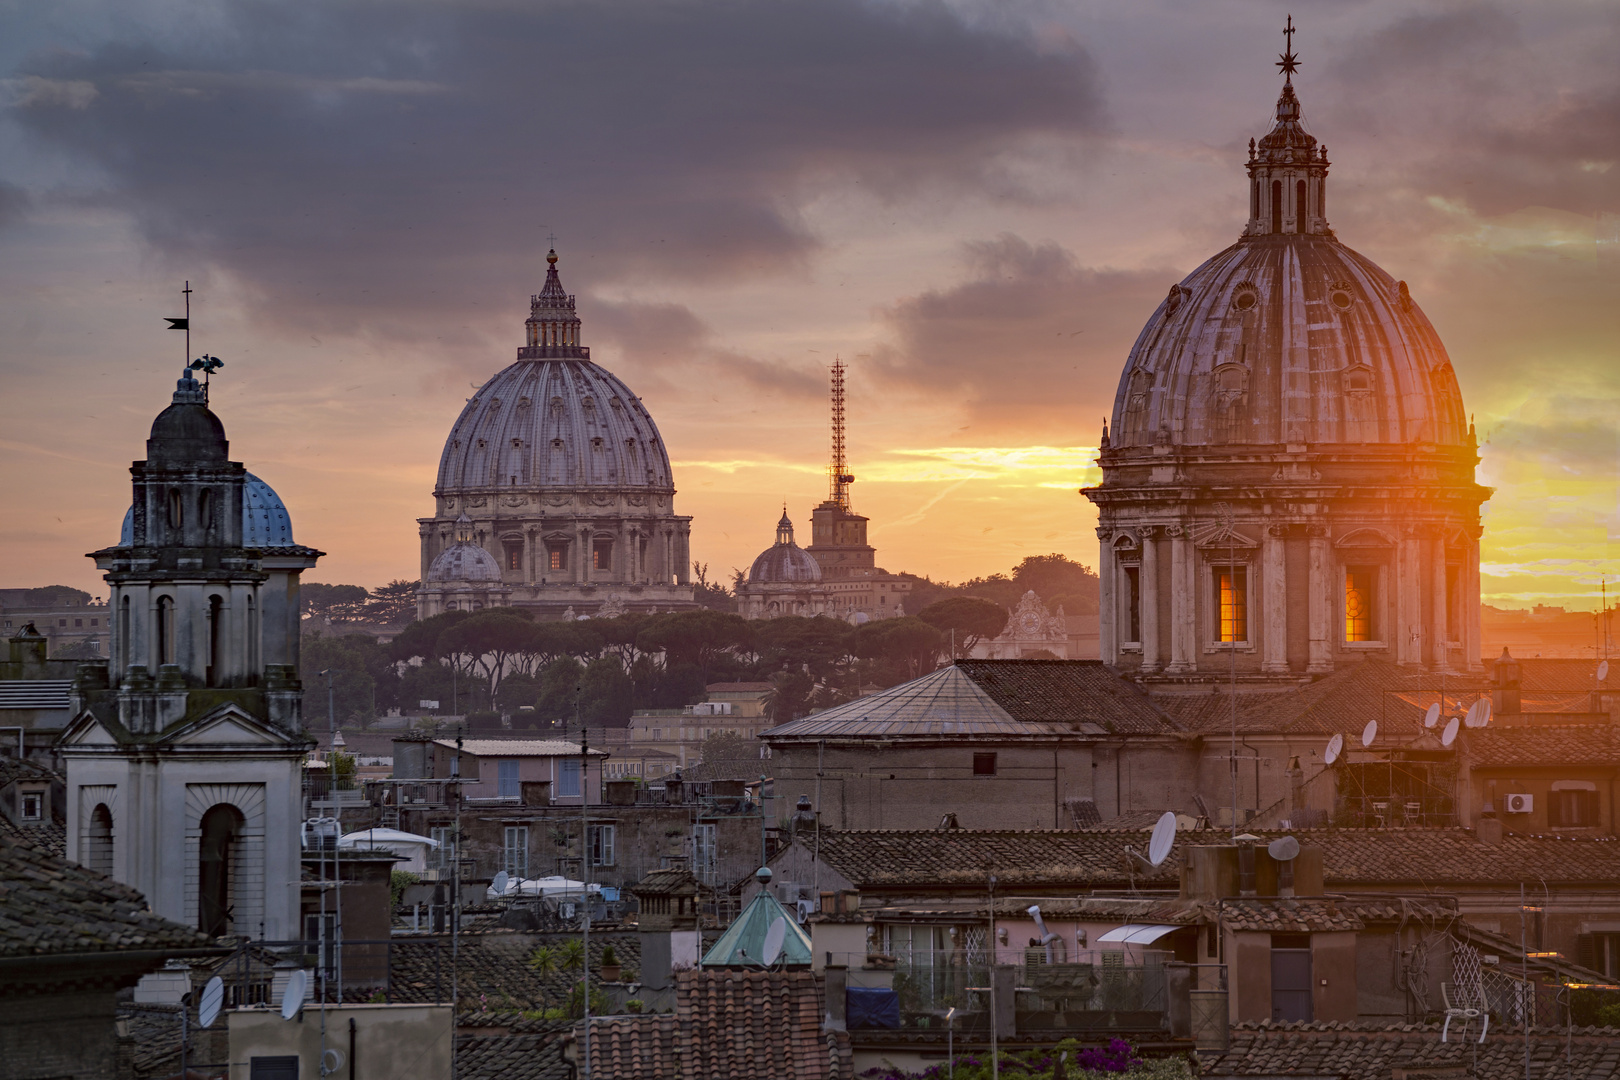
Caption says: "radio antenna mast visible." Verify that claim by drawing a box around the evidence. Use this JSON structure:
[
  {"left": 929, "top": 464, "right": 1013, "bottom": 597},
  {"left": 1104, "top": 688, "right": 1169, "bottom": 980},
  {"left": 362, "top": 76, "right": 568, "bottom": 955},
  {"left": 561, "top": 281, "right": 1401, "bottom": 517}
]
[{"left": 828, "top": 360, "right": 854, "bottom": 510}]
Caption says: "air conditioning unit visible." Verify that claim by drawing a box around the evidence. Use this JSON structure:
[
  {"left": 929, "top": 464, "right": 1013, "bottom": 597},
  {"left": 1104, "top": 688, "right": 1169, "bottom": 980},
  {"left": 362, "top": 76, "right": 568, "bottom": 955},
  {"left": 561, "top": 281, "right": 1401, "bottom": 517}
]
[{"left": 1505, "top": 793, "right": 1534, "bottom": 814}]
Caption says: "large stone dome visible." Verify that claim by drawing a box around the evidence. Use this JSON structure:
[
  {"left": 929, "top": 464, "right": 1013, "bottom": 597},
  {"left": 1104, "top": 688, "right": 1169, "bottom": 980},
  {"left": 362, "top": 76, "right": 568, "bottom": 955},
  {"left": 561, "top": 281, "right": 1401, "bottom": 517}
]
[
  {"left": 1110, "top": 237, "right": 1466, "bottom": 449},
  {"left": 417, "top": 249, "right": 695, "bottom": 620},
  {"left": 748, "top": 513, "right": 822, "bottom": 583}
]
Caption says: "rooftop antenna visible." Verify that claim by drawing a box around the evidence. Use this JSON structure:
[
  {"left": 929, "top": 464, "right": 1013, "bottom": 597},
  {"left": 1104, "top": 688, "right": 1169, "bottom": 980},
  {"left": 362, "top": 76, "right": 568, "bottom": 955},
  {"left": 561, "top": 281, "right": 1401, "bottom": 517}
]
[{"left": 828, "top": 360, "right": 854, "bottom": 510}]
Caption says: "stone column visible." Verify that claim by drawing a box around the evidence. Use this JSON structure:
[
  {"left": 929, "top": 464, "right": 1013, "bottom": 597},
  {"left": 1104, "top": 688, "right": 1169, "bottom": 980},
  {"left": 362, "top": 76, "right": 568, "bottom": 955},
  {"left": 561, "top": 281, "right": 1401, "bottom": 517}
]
[
  {"left": 1397, "top": 527, "right": 1421, "bottom": 666},
  {"left": 1464, "top": 535, "right": 1483, "bottom": 672},
  {"left": 1431, "top": 531, "right": 1449, "bottom": 670},
  {"left": 1166, "top": 525, "right": 1194, "bottom": 674},
  {"left": 526, "top": 527, "right": 538, "bottom": 584},
  {"left": 576, "top": 522, "right": 590, "bottom": 583},
  {"left": 1262, "top": 525, "right": 1289, "bottom": 673},
  {"left": 1141, "top": 527, "right": 1161, "bottom": 673},
  {"left": 1097, "top": 527, "right": 1117, "bottom": 665},
  {"left": 1307, "top": 526, "right": 1332, "bottom": 673}
]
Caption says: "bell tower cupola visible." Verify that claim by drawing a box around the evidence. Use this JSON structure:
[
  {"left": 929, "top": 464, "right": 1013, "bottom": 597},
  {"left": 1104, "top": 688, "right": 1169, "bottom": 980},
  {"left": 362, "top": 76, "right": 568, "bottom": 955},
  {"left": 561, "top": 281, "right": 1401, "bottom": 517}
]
[{"left": 1244, "top": 16, "right": 1332, "bottom": 238}]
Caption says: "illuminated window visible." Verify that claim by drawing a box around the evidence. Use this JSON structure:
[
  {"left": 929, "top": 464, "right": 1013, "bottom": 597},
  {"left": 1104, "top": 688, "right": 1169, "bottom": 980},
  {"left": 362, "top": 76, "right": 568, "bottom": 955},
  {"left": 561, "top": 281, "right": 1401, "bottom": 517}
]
[
  {"left": 548, "top": 545, "right": 565, "bottom": 572},
  {"left": 504, "top": 542, "right": 523, "bottom": 571},
  {"left": 1345, "top": 568, "right": 1375, "bottom": 641},
  {"left": 1214, "top": 566, "right": 1247, "bottom": 642},
  {"left": 592, "top": 541, "right": 612, "bottom": 572}
]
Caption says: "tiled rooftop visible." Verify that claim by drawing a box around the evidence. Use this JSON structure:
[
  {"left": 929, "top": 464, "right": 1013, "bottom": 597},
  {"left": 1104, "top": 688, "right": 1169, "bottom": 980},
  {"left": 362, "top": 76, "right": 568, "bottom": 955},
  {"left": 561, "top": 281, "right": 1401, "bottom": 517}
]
[
  {"left": 433, "top": 739, "right": 608, "bottom": 758},
  {"left": 386, "top": 931, "right": 639, "bottom": 1012},
  {"left": 1464, "top": 724, "right": 1620, "bottom": 767},
  {"left": 576, "top": 970, "right": 853, "bottom": 1080},
  {"left": 806, "top": 826, "right": 1620, "bottom": 891},
  {"left": 953, "top": 660, "right": 1176, "bottom": 735},
  {"left": 1218, "top": 898, "right": 1364, "bottom": 933},
  {"left": 1204, "top": 1020, "right": 1620, "bottom": 1078},
  {"left": 0, "top": 835, "right": 217, "bottom": 957},
  {"left": 456, "top": 1026, "right": 571, "bottom": 1080}
]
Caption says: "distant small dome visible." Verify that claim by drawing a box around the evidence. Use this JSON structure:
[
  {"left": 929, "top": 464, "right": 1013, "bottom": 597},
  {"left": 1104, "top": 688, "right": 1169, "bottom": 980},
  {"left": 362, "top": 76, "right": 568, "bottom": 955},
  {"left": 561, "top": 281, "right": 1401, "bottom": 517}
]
[
  {"left": 428, "top": 514, "right": 503, "bottom": 582},
  {"left": 119, "top": 471, "right": 294, "bottom": 547},
  {"left": 748, "top": 513, "right": 821, "bottom": 583}
]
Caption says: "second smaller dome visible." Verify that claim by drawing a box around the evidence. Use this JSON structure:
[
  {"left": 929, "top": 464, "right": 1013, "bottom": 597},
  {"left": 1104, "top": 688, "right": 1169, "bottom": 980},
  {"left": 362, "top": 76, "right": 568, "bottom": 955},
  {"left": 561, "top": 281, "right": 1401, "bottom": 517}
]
[{"left": 749, "top": 512, "right": 822, "bottom": 583}]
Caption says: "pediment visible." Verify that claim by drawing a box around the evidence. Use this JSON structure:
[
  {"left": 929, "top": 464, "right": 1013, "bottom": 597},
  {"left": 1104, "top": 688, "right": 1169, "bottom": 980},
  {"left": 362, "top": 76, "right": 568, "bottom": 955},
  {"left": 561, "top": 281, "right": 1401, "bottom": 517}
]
[
  {"left": 167, "top": 704, "right": 297, "bottom": 747},
  {"left": 60, "top": 710, "right": 120, "bottom": 746}
]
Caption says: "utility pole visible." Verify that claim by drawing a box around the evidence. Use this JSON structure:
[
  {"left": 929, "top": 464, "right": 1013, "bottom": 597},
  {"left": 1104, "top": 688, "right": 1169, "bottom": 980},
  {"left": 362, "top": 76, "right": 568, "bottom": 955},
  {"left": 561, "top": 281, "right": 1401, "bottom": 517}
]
[{"left": 577, "top": 686, "right": 592, "bottom": 1080}]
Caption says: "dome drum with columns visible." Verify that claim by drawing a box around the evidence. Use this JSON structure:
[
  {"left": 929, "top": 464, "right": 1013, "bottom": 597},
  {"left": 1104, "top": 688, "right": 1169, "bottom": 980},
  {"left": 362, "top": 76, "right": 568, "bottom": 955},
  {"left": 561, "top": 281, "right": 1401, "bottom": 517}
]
[
  {"left": 1083, "top": 43, "right": 1489, "bottom": 681},
  {"left": 418, "top": 249, "right": 696, "bottom": 619}
]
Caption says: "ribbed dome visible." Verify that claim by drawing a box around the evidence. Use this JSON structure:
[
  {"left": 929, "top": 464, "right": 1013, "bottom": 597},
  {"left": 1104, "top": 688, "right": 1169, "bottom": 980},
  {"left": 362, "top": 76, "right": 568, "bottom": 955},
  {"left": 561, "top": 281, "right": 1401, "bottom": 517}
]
[
  {"left": 435, "top": 251, "right": 672, "bottom": 495},
  {"left": 748, "top": 513, "right": 822, "bottom": 583},
  {"left": 119, "top": 472, "right": 294, "bottom": 547},
  {"left": 1109, "top": 237, "right": 1466, "bottom": 449},
  {"left": 428, "top": 540, "right": 503, "bottom": 583}
]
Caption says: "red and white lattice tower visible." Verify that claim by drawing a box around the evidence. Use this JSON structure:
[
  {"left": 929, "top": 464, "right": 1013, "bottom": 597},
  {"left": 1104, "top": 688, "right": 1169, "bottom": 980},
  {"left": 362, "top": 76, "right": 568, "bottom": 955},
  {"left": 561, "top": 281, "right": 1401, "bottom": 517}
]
[{"left": 828, "top": 360, "right": 854, "bottom": 510}]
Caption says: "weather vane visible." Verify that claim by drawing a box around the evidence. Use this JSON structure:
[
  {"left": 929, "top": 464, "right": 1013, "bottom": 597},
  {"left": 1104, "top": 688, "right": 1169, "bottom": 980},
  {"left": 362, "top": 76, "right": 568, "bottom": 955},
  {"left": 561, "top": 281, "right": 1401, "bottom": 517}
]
[
  {"left": 1277, "top": 14, "right": 1300, "bottom": 81},
  {"left": 166, "top": 281, "right": 224, "bottom": 403}
]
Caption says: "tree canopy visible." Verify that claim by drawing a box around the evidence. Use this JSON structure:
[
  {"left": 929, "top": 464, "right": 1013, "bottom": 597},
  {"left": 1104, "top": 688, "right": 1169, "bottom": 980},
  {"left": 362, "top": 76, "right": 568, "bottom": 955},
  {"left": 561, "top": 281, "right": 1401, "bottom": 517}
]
[{"left": 918, "top": 596, "right": 1010, "bottom": 656}]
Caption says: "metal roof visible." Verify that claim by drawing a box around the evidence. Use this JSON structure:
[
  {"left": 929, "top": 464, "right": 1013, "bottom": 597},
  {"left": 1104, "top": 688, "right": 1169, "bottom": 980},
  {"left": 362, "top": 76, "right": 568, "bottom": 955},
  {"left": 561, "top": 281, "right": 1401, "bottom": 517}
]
[
  {"left": 433, "top": 739, "right": 608, "bottom": 758},
  {"left": 761, "top": 663, "right": 1070, "bottom": 740},
  {"left": 700, "top": 888, "right": 811, "bottom": 969}
]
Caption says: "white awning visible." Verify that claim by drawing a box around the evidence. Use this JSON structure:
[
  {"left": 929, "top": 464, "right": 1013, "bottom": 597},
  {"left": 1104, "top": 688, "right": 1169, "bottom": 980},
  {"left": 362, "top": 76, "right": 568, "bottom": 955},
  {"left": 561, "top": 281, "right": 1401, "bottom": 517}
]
[{"left": 1097, "top": 924, "right": 1182, "bottom": 945}]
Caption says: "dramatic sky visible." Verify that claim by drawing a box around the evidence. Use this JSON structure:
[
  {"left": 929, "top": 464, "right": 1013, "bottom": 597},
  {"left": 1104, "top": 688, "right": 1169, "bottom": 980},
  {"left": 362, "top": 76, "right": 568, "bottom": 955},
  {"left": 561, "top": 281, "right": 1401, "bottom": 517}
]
[{"left": 1, "top": 0, "right": 1616, "bottom": 608}]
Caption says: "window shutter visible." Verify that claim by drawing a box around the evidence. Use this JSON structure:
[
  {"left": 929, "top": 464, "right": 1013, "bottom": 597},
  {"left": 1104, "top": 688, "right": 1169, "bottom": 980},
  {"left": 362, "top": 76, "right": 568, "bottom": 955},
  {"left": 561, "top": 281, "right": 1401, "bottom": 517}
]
[{"left": 1576, "top": 933, "right": 1597, "bottom": 972}]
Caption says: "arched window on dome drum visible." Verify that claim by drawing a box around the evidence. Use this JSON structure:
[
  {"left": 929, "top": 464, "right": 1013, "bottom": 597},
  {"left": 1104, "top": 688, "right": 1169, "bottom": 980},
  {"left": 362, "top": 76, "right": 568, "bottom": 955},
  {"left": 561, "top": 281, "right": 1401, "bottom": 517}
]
[
  {"left": 1214, "top": 565, "right": 1247, "bottom": 643},
  {"left": 1345, "top": 568, "right": 1376, "bottom": 641},
  {"left": 1271, "top": 180, "right": 1282, "bottom": 234},
  {"left": 1297, "top": 180, "right": 1308, "bottom": 232}
]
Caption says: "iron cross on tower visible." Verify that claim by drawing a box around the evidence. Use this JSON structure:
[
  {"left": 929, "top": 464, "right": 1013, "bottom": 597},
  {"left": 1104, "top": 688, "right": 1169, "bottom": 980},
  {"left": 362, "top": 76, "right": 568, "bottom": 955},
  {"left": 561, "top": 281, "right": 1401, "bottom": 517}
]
[{"left": 1277, "top": 15, "right": 1300, "bottom": 81}]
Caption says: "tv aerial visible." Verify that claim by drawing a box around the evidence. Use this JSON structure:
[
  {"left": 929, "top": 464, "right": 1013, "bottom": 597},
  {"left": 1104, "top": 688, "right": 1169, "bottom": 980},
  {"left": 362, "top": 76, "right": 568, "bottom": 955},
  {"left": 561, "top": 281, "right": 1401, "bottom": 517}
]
[
  {"left": 761, "top": 918, "right": 788, "bottom": 968},
  {"left": 197, "top": 976, "right": 225, "bottom": 1029},
  {"left": 1148, "top": 810, "right": 1177, "bottom": 867},
  {"left": 1361, "top": 719, "right": 1378, "bottom": 748},
  {"left": 1324, "top": 734, "right": 1344, "bottom": 765},
  {"left": 1267, "top": 835, "right": 1300, "bottom": 862},
  {"left": 280, "top": 969, "right": 308, "bottom": 1021},
  {"left": 1424, "top": 703, "right": 1440, "bottom": 728},
  {"left": 1441, "top": 716, "right": 1460, "bottom": 748}
]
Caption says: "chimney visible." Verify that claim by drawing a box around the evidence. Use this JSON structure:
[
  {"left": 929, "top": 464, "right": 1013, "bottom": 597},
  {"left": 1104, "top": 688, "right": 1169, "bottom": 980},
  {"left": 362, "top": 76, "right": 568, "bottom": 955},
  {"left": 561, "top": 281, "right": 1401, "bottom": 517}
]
[
  {"left": 1493, "top": 647, "right": 1522, "bottom": 715},
  {"left": 1237, "top": 842, "right": 1257, "bottom": 897},
  {"left": 1477, "top": 815, "right": 1503, "bottom": 846}
]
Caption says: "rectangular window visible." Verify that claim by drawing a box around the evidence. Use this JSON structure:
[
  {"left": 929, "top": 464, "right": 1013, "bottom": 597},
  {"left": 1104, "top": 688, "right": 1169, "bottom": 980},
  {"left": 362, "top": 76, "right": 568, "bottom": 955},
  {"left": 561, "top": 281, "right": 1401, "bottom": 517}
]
[
  {"left": 1345, "top": 567, "right": 1376, "bottom": 641},
  {"left": 497, "top": 759, "right": 520, "bottom": 799},
  {"left": 973, "top": 752, "right": 997, "bottom": 776},
  {"left": 1123, "top": 565, "right": 1142, "bottom": 643},
  {"left": 1550, "top": 789, "right": 1599, "bottom": 828},
  {"left": 20, "top": 791, "right": 43, "bottom": 821},
  {"left": 502, "top": 826, "right": 529, "bottom": 878},
  {"left": 1215, "top": 565, "right": 1248, "bottom": 642},
  {"left": 505, "top": 544, "right": 523, "bottom": 571},
  {"left": 593, "top": 541, "right": 612, "bottom": 571},
  {"left": 251, "top": 1056, "right": 300, "bottom": 1080},
  {"left": 549, "top": 546, "right": 565, "bottom": 571},
  {"left": 589, "top": 824, "right": 616, "bottom": 867},
  {"left": 559, "top": 758, "right": 582, "bottom": 798},
  {"left": 429, "top": 825, "right": 457, "bottom": 870},
  {"left": 1578, "top": 933, "right": 1620, "bottom": 978},
  {"left": 692, "top": 823, "right": 717, "bottom": 885}
]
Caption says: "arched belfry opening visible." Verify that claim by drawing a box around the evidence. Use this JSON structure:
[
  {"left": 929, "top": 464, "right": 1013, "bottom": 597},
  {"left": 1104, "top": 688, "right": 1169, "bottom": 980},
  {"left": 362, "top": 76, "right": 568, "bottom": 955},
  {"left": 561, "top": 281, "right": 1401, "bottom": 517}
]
[
  {"left": 199, "top": 803, "right": 245, "bottom": 937},
  {"left": 87, "top": 804, "right": 114, "bottom": 876}
]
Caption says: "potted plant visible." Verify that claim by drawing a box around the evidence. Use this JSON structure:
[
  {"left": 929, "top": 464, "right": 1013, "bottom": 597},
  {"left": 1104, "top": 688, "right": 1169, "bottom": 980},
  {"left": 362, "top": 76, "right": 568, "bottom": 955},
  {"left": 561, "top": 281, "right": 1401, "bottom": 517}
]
[{"left": 599, "top": 945, "right": 622, "bottom": 982}]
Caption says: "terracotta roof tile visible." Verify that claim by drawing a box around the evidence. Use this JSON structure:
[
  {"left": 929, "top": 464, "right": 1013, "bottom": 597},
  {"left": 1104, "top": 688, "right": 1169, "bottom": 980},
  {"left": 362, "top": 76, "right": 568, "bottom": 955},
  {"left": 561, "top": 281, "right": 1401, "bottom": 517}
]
[
  {"left": 1464, "top": 724, "right": 1620, "bottom": 767},
  {"left": 1204, "top": 1020, "right": 1620, "bottom": 1078},
  {"left": 1219, "top": 898, "right": 1364, "bottom": 933},
  {"left": 953, "top": 660, "right": 1178, "bottom": 735},
  {"left": 456, "top": 1027, "right": 571, "bottom": 1080}
]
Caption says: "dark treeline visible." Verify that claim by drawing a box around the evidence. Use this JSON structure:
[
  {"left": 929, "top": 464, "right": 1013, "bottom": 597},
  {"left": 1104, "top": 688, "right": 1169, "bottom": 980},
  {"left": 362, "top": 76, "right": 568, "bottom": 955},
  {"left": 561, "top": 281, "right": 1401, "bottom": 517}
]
[{"left": 299, "top": 555, "right": 1097, "bottom": 729}]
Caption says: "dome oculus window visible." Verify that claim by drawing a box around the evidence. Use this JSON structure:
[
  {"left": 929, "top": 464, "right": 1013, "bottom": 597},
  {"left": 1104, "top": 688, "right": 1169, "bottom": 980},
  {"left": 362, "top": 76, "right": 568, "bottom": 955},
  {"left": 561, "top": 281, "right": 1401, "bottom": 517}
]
[
  {"left": 1232, "top": 286, "right": 1259, "bottom": 312},
  {"left": 1330, "top": 289, "right": 1354, "bottom": 311}
]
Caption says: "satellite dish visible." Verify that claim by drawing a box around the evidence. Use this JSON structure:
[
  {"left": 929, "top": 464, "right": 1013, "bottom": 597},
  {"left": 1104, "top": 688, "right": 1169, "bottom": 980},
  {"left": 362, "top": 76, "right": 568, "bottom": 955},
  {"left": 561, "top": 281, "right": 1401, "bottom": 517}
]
[
  {"left": 1267, "top": 836, "right": 1301, "bottom": 862},
  {"left": 1480, "top": 699, "right": 1493, "bottom": 725},
  {"left": 1600, "top": 660, "right": 1610, "bottom": 682},
  {"left": 197, "top": 976, "right": 225, "bottom": 1029},
  {"left": 1441, "top": 716, "right": 1460, "bottom": 748},
  {"left": 1361, "top": 719, "right": 1378, "bottom": 748},
  {"left": 1464, "top": 700, "right": 1486, "bottom": 728},
  {"left": 280, "top": 969, "right": 307, "bottom": 1021},
  {"left": 491, "top": 870, "right": 510, "bottom": 898},
  {"left": 761, "top": 917, "right": 788, "bottom": 967},
  {"left": 1424, "top": 703, "right": 1440, "bottom": 728},
  {"left": 322, "top": 1049, "right": 345, "bottom": 1075},
  {"left": 1148, "top": 810, "right": 1177, "bottom": 867},
  {"left": 1324, "top": 734, "right": 1344, "bottom": 765}
]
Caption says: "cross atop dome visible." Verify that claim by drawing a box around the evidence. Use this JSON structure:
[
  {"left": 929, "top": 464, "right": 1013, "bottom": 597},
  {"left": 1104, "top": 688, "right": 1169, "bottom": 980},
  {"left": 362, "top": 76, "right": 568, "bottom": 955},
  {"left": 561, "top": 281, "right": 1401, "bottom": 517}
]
[{"left": 1276, "top": 14, "right": 1300, "bottom": 82}]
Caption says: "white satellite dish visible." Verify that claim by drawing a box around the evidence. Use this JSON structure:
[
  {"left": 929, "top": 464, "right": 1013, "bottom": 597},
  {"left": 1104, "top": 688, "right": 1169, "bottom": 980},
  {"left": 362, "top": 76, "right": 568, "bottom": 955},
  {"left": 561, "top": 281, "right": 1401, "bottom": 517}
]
[
  {"left": 1600, "top": 660, "right": 1610, "bottom": 683},
  {"left": 322, "top": 1049, "right": 345, "bottom": 1075},
  {"left": 280, "top": 969, "right": 307, "bottom": 1021},
  {"left": 1441, "top": 716, "right": 1460, "bottom": 748},
  {"left": 1424, "top": 703, "right": 1440, "bottom": 728},
  {"left": 197, "top": 976, "right": 225, "bottom": 1029},
  {"left": 1324, "top": 734, "right": 1344, "bottom": 765},
  {"left": 761, "top": 917, "right": 788, "bottom": 967},
  {"left": 1267, "top": 835, "right": 1300, "bottom": 862},
  {"left": 1464, "top": 700, "right": 1486, "bottom": 728},
  {"left": 1361, "top": 719, "right": 1378, "bottom": 748},
  {"left": 1480, "top": 699, "right": 1493, "bottom": 725},
  {"left": 1148, "top": 810, "right": 1177, "bottom": 867},
  {"left": 491, "top": 870, "right": 510, "bottom": 898}
]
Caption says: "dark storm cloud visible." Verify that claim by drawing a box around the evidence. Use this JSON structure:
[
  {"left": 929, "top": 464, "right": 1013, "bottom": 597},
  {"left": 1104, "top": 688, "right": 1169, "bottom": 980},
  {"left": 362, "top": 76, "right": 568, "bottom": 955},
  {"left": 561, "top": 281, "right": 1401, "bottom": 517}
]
[
  {"left": 1321, "top": 7, "right": 1620, "bottom": 218},
  {"left": 11, "top": 0, "right": 1106, "bottom": 335},
  {"left": 872, "top": 234, "right": 1171, "bottom": 437}
]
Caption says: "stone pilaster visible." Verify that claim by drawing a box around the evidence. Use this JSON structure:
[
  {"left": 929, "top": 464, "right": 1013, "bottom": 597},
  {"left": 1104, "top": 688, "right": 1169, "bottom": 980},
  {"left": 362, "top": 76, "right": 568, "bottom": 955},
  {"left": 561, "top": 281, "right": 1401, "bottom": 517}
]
[
  {"left": 1262, "top": 525, "right": 1289, "bottom": 673},
  {"left": 1307, "top": 525, "right": 1332, "bottom": 673},
  {"left": 1141, "top": 527, "right": 1161, "bottom": 673}
]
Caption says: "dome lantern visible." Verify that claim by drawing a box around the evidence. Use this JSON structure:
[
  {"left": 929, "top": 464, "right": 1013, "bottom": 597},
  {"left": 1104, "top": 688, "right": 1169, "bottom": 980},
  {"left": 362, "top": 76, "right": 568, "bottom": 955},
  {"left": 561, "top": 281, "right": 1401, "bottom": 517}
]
[
  {"left": 1244, "top": 18, "right": 1331, "bottom": 239},
  {"left": 521, "top": 248, "right": 586, "bottom": 359}
]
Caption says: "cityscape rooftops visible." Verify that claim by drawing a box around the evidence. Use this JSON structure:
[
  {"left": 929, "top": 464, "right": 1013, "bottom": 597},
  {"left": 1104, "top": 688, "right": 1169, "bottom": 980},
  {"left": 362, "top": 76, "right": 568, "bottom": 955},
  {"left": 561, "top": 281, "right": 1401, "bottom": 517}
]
[{"left": 431, "top": 738, "right": 608, "bottom": 758}]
